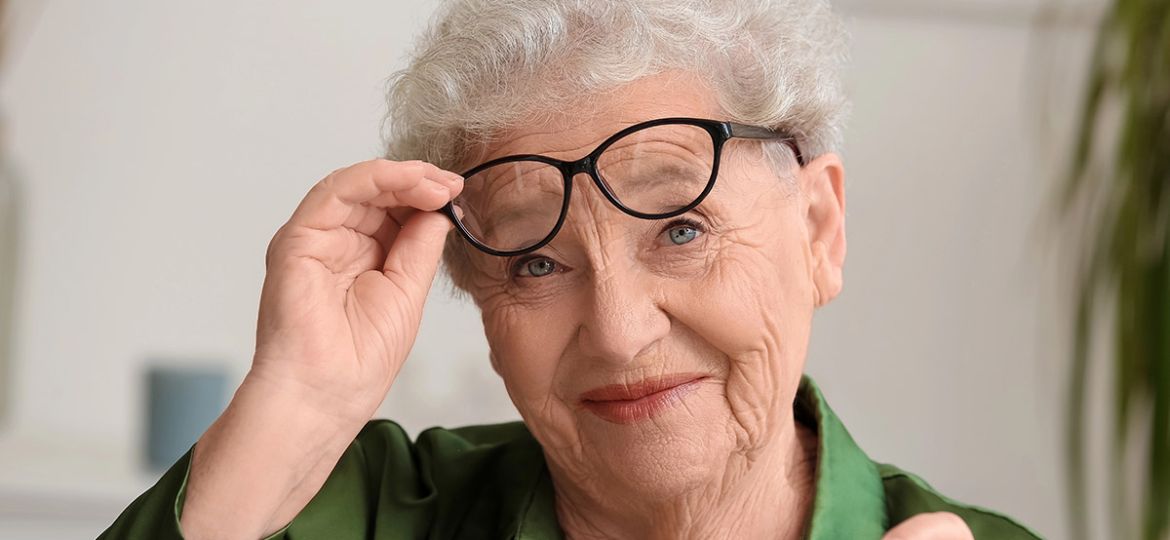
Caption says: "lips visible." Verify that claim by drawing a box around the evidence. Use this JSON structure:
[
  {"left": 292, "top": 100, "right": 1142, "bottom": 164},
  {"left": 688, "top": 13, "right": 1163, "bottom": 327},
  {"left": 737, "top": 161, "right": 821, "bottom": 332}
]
[{"left": 579, "top": 374, "right": 707, "bottom": 424}]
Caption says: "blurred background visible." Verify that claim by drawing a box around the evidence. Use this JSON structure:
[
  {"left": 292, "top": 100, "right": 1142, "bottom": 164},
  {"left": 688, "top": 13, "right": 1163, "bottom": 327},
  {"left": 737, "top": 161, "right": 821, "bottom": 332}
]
[{"left": 0, "top": 0, "right": 1150, "bottom": 538}]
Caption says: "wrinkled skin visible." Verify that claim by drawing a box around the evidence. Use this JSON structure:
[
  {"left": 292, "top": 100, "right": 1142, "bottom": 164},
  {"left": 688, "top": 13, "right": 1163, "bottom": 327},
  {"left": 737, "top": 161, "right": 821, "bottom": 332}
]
[
  {"left": 459, "top": 72, "right": 851, "bottom": 539},
  {"left": 177, "top": 66, "right": 972, "bottom": 540}
]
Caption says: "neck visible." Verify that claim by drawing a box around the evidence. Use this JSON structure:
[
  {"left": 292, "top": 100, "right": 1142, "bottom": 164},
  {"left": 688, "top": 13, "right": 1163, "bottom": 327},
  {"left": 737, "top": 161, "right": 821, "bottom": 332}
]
[{"left": 552, "top": 415, "right": 818, "bottom": 540}]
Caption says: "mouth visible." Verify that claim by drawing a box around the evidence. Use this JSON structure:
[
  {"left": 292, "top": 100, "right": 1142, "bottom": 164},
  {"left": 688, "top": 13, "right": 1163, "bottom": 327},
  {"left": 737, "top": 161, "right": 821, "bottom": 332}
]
[{"left": 578, "top": 373, "right": 708, "bottom": 424}]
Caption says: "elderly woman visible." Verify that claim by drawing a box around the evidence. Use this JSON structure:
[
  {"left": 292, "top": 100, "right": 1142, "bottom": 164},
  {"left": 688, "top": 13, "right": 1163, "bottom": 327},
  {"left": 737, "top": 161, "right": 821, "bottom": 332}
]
[{"left": 101, "top": 1, "right": 1040, "bottom": 539}]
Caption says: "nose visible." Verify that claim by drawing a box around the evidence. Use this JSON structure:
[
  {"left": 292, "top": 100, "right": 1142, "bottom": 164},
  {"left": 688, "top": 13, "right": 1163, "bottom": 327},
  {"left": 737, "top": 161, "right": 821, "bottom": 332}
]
[{"left": 575, "top": 263, "right": 672, "bottom": 366}]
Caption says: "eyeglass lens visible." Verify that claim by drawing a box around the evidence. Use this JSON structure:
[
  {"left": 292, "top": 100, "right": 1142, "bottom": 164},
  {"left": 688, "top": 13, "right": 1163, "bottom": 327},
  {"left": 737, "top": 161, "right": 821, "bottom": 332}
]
[{"left": 454, "top": 123, "right": 716, "bottom": 254}]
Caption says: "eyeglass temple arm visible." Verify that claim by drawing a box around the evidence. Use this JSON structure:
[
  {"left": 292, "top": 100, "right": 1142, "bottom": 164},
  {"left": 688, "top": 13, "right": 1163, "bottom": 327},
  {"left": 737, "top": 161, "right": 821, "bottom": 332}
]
[{"left": 727, "top": 122, "right": 806, "bottom": 167}]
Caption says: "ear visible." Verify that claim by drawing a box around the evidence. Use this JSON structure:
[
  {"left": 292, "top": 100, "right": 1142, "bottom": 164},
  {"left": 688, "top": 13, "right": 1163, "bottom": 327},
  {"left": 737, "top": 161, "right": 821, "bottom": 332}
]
[{"left": 799, "top": 153, "right": 847, "bottom": 308}]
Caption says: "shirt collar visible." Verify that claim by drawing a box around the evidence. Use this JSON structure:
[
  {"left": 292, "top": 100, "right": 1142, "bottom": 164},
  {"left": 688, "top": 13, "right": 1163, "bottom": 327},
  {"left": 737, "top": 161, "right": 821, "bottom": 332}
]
[
  {"left": 514, "top": 375, "right": 889, "bottom": 539},
  {"left": 798, "top": 375, "right": 889, "bottom": 539}
]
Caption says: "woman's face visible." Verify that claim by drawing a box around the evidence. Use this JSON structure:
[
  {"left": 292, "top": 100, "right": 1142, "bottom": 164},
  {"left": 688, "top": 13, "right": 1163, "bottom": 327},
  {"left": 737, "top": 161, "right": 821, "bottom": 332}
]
[{"left": 461, "top": 71, "right": 847, "bottom": 498}]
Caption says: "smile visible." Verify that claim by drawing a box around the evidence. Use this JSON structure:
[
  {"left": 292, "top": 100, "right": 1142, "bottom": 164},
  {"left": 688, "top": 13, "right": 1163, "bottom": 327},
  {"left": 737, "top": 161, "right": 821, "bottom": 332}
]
[{"left": 578, "top": 374, "right": 708, "bottom": 424}]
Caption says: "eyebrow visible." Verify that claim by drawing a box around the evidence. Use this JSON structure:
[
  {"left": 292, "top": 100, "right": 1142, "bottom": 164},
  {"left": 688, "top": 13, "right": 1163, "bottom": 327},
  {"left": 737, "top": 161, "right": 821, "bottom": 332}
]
[
  {"left": 480, "top": 206, "right": 547, "bottom": 242},
  {"left": 596, "top": 157, "right": 710, "bottom": 200},
  {"left": 474, "top": 188, "right": 562, "bottom": 244},
  {"left": 481, "top": 174, "right": 698, "bottom": 240},
  {"left": 468, "top": 142, "right": 712, "bottom": 239}
]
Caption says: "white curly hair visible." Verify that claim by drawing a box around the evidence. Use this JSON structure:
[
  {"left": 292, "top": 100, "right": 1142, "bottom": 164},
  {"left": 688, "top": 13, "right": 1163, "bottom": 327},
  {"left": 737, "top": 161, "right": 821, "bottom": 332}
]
[{"left": 381, "top": 0, "right": 850, "bottom": 290}]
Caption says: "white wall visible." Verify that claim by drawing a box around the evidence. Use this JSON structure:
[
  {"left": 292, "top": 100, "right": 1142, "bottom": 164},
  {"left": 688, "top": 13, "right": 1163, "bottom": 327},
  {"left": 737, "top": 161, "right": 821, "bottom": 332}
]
[{"left": 0, "top": 1, "right": 1102, "bottom": 538}]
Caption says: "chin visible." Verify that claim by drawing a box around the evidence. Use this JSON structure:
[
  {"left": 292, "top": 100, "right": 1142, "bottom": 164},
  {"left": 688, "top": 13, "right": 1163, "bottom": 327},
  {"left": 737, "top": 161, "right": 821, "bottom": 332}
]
[{"left": 577, "top": 390, "right": 736, "bottom": 500}]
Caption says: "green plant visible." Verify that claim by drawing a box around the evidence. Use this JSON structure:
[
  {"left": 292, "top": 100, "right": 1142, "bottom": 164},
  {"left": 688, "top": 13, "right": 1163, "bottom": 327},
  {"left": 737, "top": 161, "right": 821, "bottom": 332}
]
[{"left": 1062, "top": 0, "right": 1170, "bottom": 539}]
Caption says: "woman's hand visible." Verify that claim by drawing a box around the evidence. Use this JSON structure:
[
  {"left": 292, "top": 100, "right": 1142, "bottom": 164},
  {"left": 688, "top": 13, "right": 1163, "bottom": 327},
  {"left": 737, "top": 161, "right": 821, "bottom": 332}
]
[
  {"left": 882, "top": 512, "right": 975, "bottom": 540},
  {"left": 251, "top": 158, "right": 463, "bottom": 420},
  {"left": 179, "top": 159, "right": 462, "bottom": 540}
]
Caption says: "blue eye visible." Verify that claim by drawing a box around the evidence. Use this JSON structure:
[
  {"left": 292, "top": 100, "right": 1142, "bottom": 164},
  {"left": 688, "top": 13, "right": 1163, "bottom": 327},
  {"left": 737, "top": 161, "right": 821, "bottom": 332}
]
[
  {"left": 517, "top": 257, "right": 558, "bottom": 277},
  {"left": 667, "top": 222, "right": 701, "bottom": 245}
]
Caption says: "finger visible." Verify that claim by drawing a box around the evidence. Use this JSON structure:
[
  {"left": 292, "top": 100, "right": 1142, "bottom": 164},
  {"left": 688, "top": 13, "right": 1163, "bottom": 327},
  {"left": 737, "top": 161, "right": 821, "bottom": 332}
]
[
  {"left": 288, "top": 159, "right": 462, "bottom": 231},
  {"left": 363, "top": 179, "right": 458, "bottom": 212},
  {"left": 370, "top": 208, "right": 410, "bottom": 255},
  {"left": 344, "top": 204, "right": 390, "bottom": 237},
  {"left": 386, "top": 207, "right": 418, "bottom": 229},
  {"left": 371, "top": 206, "right": 427, "bottom": 255},
  {"left": 882, "top": 513, "right": 973, "bottom": 540},
  {"left": 381, "top": 210, "right": 453, "bottom": 297}
]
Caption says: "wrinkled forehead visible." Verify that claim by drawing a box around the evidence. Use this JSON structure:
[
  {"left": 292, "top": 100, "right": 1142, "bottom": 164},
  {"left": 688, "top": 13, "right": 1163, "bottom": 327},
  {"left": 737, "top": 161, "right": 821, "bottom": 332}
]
[
  {"left": 453, "top": 73, "right": 737, "bottom": 273},
  {"left": 474, "top": 72, "right": 723, "bottom": 164},
  {"left": 467, "top": 123, "right": 716, "bottom": 206}
]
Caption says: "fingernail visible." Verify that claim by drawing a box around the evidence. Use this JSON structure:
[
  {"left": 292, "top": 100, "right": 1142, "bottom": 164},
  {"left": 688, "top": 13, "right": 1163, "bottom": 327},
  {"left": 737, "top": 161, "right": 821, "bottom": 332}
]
[
  {"left": 453, "top": 204, "right": 465, "bottom": 220},
  {"left": 426, "top": 175, "right": 452, "bottom": 189},
  {"left": 426, "top": 181, "right": 449, "bottom": 196}
]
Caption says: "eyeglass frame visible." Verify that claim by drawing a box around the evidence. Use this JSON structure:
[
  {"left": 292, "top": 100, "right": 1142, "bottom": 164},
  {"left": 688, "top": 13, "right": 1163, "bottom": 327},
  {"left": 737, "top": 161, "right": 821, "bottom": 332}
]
[{"left": 441, "top": 117, "right": 806, "bottom": 257}]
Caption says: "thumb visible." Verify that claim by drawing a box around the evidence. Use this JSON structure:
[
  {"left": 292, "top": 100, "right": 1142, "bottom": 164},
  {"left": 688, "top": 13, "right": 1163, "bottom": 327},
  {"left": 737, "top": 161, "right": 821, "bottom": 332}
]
[
  {"left": 882, "top": 513, "right": 973, "bottom": 540},
  {"left": 382, "top": 210, "right": 453, "bottom": 297}
]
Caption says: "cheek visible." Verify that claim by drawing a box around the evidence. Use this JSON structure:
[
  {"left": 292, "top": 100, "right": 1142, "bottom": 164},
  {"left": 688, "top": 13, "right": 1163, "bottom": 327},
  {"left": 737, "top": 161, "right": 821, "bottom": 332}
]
[
  {"left": 478, "top": 292, "right": 581, "bottom": 436},
  {"left": 672, "top": 222, "right": 815, "bottom": 357},
  {"left": 482, "top": 303, "right": 559, "bottom": 389},
  {"left": 662, "top": 216, "right": 815, "bottom": 446}
]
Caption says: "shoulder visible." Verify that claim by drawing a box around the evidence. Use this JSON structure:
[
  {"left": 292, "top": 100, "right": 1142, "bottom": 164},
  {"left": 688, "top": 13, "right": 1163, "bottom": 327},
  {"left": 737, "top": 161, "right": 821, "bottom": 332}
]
[
  {"left": 352, "top": 419, "right": 543, "bottom": 473},
  {"left": 305, "top": 419, "right": 550, "bottom": 538},
  {"left": 876, "top": 463, "right": 1044, "bottom": 540},
  {"left": 98, "top": 420, "right": 550, "bottom": 540},
  {"left": 346, "top": 418, "right": 544, "bottom": 492},
  {"left": 352, "top": 419, "right": 538, "bottom": 459}
]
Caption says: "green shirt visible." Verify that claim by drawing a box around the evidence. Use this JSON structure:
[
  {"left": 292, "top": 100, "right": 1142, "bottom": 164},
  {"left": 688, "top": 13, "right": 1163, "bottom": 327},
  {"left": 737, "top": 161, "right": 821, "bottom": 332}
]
[{"left": 98, "top": 377, "right": 1042, "bottom": 539}]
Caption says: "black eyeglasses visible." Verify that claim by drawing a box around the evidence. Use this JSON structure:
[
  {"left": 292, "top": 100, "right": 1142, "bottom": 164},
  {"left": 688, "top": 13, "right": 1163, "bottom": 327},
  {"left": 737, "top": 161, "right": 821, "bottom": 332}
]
[{"left": 441, "top": 117, "right": 804, "bottom": 257}]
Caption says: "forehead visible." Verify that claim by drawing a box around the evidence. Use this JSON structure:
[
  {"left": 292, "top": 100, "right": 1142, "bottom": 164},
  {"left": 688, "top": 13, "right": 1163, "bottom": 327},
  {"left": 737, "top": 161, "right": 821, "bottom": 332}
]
[{"left": 481, "top": 71, "right": 724, "bottom": 162}]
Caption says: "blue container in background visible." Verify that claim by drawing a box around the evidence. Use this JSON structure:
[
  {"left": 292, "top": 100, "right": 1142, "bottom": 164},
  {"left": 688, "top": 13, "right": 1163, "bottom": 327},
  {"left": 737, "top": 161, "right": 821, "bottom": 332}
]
[{"left": 145, "top": 364, "right": 228, "bottom": 470}]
